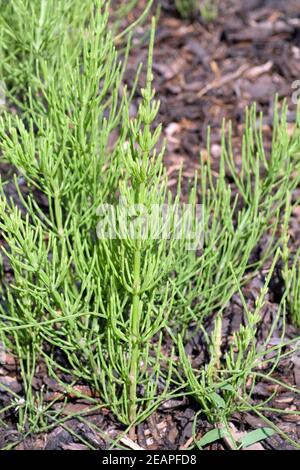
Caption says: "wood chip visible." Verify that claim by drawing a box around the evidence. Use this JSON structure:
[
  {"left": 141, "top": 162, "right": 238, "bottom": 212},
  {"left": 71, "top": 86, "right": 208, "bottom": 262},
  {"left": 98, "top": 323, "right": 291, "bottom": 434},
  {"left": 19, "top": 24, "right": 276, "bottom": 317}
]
[{"left": 120, "top": 436, "right": 145, "bottom": 450}]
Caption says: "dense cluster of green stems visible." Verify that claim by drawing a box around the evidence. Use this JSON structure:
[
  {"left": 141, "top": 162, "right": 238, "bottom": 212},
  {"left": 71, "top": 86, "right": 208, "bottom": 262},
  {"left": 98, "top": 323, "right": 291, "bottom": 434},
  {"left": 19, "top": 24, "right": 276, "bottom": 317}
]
[
  {"left": 174, "top": 0, "right": 218, "bottom": 21},
  {"left": 0, "top": 0, "right": 299, "bottom": 447}
]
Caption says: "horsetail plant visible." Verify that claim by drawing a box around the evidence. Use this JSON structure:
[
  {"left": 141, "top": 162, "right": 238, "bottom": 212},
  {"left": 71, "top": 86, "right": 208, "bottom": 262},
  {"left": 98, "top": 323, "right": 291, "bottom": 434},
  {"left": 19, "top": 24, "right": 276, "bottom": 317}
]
[
  {"left": 0, "top": 0, "right": 147, "bottom": 118},
  {"left": 283, "top": 252, "right": 300, "bottom": 328},
  {"left": 174, "top": 0, "right": 198, "bottom": 18},
  {"left": 178, "top": 252, "right": 300, "bottom": 449},
  {"left": 94, "top": 17, "right": 200, "bottom": 436},
  {"left": 282, "top": 196, "right": 300, "bottom": 328},
  {"left": 0, "top": 0, "right": 141, "bottom": 427},
  {"left": 167, "top": 102, "right": 300, "bottom": 335},
  {"left": 92, "top": 19, "right": 165, "bottom": 433},
  {"left": 0, "top": 11, "right": 198, "bottom": 435},
  {"left": 1, "top": 0, "right": 300, "bottom": 443},
  {"left": 174, "top": 0, "right": 218, "bottom": 21},
  {"left": 0, "top": 0, "right": 96, "bottom": 113}
]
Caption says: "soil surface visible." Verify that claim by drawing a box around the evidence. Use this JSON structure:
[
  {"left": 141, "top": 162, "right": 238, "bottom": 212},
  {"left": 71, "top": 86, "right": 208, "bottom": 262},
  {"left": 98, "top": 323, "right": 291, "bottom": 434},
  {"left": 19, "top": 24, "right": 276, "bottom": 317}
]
[{"left": 0, "top": 0, "right": 300, "bottom": 450}]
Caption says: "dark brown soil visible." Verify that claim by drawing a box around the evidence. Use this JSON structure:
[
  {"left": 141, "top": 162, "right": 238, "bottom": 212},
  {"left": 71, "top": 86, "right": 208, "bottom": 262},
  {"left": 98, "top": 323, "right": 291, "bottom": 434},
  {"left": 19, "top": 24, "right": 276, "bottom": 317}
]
[{"left": 0, "top": 0, "right": 300, "bottom": 450}]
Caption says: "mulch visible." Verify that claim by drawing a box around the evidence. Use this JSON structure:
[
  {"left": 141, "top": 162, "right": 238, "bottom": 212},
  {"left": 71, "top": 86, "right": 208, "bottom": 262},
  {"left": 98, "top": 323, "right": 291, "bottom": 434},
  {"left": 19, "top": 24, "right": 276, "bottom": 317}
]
[{"left": 0, "top": 0, "right": 300, "bottom": 450}]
